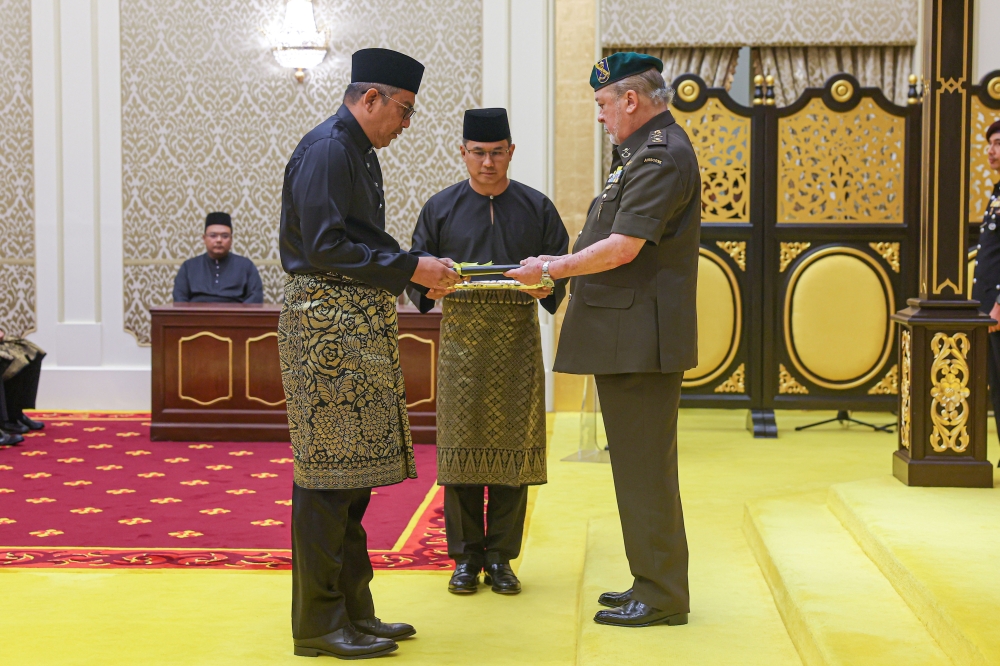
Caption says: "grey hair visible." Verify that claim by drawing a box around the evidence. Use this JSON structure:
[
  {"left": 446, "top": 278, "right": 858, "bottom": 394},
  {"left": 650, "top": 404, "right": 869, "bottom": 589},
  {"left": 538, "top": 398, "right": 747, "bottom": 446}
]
[
  {"left": 343, "top": 81, "right": 402, "bottom": 104},
  {"left": 609, "top": 68, "right": 674, "bottom": 106}
]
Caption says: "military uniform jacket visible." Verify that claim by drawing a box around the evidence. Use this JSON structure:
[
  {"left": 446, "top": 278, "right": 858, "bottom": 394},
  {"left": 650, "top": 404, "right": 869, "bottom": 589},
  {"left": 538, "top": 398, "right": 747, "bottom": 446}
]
[
  {"left": 972, "top": 181, "right": 1000, "bottom": 314},
  {"left": 554, "top": 110, "right": 701, "bottom": 375}
]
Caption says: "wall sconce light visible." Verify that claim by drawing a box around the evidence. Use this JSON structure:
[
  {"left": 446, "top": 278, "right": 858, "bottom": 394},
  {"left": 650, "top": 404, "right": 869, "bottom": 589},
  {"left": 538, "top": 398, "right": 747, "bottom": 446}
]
[{"left": 268, "top": 0, "right": 328, "bottom": 83}]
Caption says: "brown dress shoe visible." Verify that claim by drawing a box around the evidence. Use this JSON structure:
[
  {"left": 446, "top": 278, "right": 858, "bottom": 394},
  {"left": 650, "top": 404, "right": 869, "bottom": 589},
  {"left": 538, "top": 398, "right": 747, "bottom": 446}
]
[{"left": 293, "top": 625, "right": 397, "bottom": 659}]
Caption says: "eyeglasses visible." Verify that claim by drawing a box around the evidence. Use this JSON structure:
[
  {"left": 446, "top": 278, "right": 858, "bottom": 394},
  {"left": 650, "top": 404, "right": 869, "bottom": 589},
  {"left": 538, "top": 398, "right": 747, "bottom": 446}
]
[
  {"left": 466, "top": 148, "right": 510, "bottom": 161},
  {"left": 379, "top": 92, "right": 417, "bottom": 121}
]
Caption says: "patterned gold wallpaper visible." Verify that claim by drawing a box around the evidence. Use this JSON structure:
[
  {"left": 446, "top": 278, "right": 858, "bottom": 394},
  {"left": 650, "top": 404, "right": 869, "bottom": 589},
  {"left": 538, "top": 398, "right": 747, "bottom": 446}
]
[
  {"left": 602, "top": 0, "right": 918, "bottom": 48},
  {"left": 0, "top": 0, "right": 36, "bottom": 337},
  {"left": 120, "top": 0, "right": 481, "bottom": 344}
]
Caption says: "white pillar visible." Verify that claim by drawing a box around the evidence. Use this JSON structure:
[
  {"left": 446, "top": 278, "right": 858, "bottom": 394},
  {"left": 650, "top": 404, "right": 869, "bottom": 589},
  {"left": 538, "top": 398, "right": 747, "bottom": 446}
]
[
  {"left": 482, "top": 0, "right": 557, "bottom": 410},
  {"left": 31, "top": 0, "right": 150, "bottom": 409}
]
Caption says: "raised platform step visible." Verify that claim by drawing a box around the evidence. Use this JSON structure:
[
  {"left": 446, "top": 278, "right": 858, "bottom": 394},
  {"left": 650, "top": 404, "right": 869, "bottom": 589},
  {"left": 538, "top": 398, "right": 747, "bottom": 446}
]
[
  {"left": 744, "top": 492, "right": 952, "bottom": 666},
  {"left": 830, "top": 476, "right": 1000, "bottom": 666}
]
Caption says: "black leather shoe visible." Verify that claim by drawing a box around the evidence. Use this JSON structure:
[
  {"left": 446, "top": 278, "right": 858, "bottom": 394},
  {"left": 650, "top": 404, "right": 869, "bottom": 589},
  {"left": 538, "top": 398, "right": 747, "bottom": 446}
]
[
  {"left": 448, "top": 562, "right": 481, "bottom": 594},
  {"left": 0, "top": 432, "right": 23, "bottom": 446},
  {"left": 598, "top": 588, "right": 634, "bottom": 608},
  {"left": 17, "top": 415, "right": 44, "bottom": 431},
  {"left": 2, "top": 421, "right": 28, "bottom": 435},
  {"left": 483, "top": 563, "right": 521, "bottom": 595},
  {"left": 293, "top": 625, "right": 397, "bottom": 659},
  {"left": 594, "top": 600, "right": 688, "bottom": 628},
  {"left": 354, "top": 617, "right": 415, "bottom": 640}
]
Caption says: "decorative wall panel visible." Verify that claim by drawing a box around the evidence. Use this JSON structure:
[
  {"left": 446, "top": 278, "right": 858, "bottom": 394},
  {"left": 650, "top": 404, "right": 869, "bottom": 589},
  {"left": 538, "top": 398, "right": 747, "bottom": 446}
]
[
  {"left": 778, "top": 98, "right": 904, "bottom": 223},
  {"left": 970, "top": 97, "right": 995, "bottom": 224},
  {"left": 0, "top": 0, "right": 36, "bottom": 337},
  {"left": 121, "top": 0, "right": 481, "bottom": 343},
  {"left": 674, "top": 98, "right": 750, "bottom": 222},
  {"left": 602, "top": 0, "right": 918, "bottom": 48}
]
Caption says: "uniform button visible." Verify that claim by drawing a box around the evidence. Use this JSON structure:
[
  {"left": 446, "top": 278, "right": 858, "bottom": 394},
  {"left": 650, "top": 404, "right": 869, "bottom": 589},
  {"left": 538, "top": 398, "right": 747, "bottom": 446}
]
[
  {"left": 602, "top": 194, "right": 607, "bottom": 199},
  {"left": 974, "top": 278, "right": 977, "bottom": 284}
]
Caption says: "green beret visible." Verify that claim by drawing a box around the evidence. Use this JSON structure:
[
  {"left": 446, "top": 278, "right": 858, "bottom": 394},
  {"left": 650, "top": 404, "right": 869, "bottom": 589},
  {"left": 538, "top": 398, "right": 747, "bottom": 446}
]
[{"left": 590, "top": 52, "right": 664, "bottom": 91}]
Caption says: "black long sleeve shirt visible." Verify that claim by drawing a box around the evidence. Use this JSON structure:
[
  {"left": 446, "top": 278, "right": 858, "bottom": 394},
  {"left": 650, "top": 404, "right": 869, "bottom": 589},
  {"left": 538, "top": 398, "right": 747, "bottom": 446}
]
[
  {"left": 407, "top": 179, "right": 570, "bottom": 314},
  {"left": 172, "top": 252, "right": 263, "bottom": 304},
  {"left": 279, "top": 104, "right": 424, "bottom": 295}
]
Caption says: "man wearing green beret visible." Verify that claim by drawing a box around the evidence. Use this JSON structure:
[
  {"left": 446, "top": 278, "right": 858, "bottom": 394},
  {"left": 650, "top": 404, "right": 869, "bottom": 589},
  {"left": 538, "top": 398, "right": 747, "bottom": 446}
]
[{"left": 507, "top": 51, "right": 699, "bottom": 628}]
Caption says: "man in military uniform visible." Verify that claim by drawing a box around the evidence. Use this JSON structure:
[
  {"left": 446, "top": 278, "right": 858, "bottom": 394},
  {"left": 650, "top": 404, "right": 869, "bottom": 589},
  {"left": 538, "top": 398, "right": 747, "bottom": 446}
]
[
  {"left": 278, "top": 48, "right": 460, "bottom": 659},
  {"left": 508, "top": 52, "right": 700, "bottom": 628},
  {"left": 972, "top": 118, "right": 1000, "bottom": 461}
]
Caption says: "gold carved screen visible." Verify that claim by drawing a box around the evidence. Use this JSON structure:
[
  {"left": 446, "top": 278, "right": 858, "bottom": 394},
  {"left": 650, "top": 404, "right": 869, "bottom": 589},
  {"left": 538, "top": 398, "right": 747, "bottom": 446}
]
[
  {"left": 778, "top": 98, "right": 905, "bottom": 223},
  {"left": 0, "top": 0, "right": 35, "bottom": 337},
  {"left": 970, "top": 96, "right": 997, "bottom": 224},
  {"left": 120, "top": 0, "right": 481, "bottom": 344},
  {"left": 674, "top": 98, "right": 751, "bottom": 222}
]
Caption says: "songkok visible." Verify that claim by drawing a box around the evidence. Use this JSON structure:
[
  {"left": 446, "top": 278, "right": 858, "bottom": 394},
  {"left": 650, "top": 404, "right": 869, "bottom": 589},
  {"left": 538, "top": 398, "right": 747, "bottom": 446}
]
[
  {"left": 205, "top": 212, "right": 231, "bottom": 229},
  {"left": 590, "top": 52, "right": 663, "bottom": 91},
  {"left": 463, "top": 108, "right": 511, "bottom": 143},
  {"left": 351, "top": 48, "right": 425, "bottom": 94},
  {"left": 987, "top": 119, "right": 1000, "bottom": 142}
]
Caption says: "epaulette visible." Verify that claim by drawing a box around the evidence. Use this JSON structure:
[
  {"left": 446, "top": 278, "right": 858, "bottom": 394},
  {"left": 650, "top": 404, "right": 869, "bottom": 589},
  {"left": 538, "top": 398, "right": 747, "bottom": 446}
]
[{"left": 647, "top": 128, "right": 666, "bottom": 147}]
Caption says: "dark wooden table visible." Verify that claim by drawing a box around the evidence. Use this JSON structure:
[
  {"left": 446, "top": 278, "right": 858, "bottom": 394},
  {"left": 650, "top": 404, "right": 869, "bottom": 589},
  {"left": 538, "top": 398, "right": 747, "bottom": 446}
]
[{"left": 150, "top": 303, "right": 441, "bottom": 442}]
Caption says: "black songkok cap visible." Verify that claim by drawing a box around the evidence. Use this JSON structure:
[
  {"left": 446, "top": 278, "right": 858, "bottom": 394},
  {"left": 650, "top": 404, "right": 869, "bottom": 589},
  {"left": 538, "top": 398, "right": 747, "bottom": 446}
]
[
  {"left": 987, "top": 119, "right": 1000, "bottom": 142},
  {"left": 463, "top": 108, "right": 511, "bottom": 143},
  {"left": 205, "top": 212, "right": 231, "bottom": 229},
  {"left": 351, "top": 48, "right": 425, "bottom": 94}
]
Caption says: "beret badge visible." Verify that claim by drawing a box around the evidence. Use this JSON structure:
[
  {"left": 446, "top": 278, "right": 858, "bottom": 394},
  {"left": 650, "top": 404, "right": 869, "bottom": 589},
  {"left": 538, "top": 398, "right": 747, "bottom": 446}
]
[{"left": 595, "top": 58, "right": 611, "bottom": 84}]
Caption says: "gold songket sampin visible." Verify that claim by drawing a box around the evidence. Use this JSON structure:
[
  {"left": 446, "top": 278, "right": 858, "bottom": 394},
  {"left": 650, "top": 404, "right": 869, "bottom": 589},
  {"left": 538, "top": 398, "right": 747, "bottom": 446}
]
[{"left": 453, "top": 262, "right": 554, "bottom": 291}]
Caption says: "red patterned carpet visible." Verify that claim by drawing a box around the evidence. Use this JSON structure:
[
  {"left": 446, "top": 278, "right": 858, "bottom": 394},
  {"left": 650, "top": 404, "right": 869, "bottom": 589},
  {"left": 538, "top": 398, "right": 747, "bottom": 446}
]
[{"left": 0, "top": 412, "right": 448, "bottom": 570}]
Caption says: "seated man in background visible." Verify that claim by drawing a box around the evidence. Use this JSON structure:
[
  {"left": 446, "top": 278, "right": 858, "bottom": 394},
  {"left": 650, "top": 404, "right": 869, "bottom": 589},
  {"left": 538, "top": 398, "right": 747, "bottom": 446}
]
[
  {"left": 0, "top": 329, "right": 46, "bottom": 446},
  {"left": 172, "top": 212, "right": 264, "bottom": 304}
]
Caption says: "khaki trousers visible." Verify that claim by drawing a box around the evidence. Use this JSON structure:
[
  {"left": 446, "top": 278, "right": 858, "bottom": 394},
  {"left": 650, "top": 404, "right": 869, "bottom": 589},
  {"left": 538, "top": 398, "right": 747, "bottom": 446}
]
[{"left": 595, "top": 372, "right": 690, "bottom": 614}]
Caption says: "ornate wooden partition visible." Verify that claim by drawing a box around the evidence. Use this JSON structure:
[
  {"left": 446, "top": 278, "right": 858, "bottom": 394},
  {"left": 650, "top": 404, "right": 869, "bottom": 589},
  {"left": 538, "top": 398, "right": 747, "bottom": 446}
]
[
  {"left": 673, "top": 73, "right": 923, "bottom": 435},
  {"left": 967, "top": 71, "right": 1000, "bottom": 290}
]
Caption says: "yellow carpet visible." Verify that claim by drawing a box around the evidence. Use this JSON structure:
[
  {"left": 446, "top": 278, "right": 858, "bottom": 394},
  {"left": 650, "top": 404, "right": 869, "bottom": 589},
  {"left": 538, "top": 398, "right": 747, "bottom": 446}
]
[
  {"left": 831, "top": 476, "right": 1000, "bottom": 665},
  {"left": 0, "top": 409, "right": 991, "bottom": 665},
  {"left": 745, "top": 492, "right": 951, "bottom": 665}
]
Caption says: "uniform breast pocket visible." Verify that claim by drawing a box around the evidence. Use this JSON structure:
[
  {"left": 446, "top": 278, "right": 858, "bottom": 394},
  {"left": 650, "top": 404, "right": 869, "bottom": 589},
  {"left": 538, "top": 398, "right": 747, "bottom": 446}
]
[{"left": 597, "top": 185, "right": 621, "bottom": 226}]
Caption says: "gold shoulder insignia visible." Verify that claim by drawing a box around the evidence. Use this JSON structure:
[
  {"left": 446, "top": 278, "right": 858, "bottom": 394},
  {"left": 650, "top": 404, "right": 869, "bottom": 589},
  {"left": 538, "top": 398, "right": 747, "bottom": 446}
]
[{"left": 648, "top": 129, "right": 665, "bottom": 144}]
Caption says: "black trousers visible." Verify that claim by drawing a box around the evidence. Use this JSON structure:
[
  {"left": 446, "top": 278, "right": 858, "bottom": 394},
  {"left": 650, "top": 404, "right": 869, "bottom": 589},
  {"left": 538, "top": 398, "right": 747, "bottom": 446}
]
[
  {"left": 291, "top": 484, "right": 376, "bottom": 640},
  {"left": 0, "top": 355, "right": 42, "bottom": 423},
  {"left": 595, "top": 372, "right": 690, "bottom": 615},
  {"left": 444, "top": 484, "right": 529, "bottom": 569},
  {"left": 987, "top": 331, "right": 1000, "bottom": 444}
]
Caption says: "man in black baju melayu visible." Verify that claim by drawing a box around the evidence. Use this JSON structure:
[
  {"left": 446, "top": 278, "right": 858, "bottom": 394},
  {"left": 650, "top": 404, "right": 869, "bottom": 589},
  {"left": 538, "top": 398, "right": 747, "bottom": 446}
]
[
  {"left": 173, "top": 212, "right": 263, "bottom": 304},
  {"left": 408, "top": 108, "right": 568, "bottom": 596},
  {"left": 278, "top": 48, "right": 460, "bottom": 660}
]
